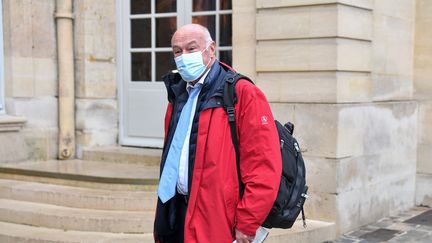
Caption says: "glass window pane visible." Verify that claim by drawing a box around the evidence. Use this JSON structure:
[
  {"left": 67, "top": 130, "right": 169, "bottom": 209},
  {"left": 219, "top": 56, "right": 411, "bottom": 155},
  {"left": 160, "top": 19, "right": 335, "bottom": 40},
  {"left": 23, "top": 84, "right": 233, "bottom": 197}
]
[
  {"left": 130, "top": 0, "right": 150, "bottom": 14},
  {"left": 220, "top": 0, "right": 232, "bottom": 10},
  {"left": 219, "top": 14, "right": 232, "bottom": 46},
  {"left": 131, "top": 19, "right": 151, "bottom": 48},
  {"left": 219, "top": 50, "right": 232, "bottom": 66},
  {"left": 131, "top": 52, "right": 151, "bottom": 81},
  {"left": 156, "top": 52, "right": 176, "bottom": 81},
  {"left": 193, "top": 0, "right": 216, "bottom": 12},
  {"left": 192, "top": 15, "right": 216, "bottom": 41},
  {"left": 156, "top": 17, "right": 177, "bottom": 47},
  {"left": 156, "top": 0, "right": 176, "bottom": 13}
]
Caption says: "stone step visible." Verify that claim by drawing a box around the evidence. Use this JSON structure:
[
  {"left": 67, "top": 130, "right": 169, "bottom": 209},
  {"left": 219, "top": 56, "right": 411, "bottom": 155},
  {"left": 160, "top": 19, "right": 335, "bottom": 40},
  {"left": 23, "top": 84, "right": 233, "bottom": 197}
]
[
  {"left": 0, "top": 221, "right": 154, "bottom": 243},
  {"left": 82, "top": 146, "right": 162, "bottom": 166},
  {"left": 0, "top": 199, "right": 155, "bottom": 233},
  {"left": 266, "top": 219, "right": 336, "bottom": 243},
  {"left": 0, "top": 160, "right": 159, "bottom": 191},
  {"left": 0, "top": 178, "right": 157, "bottom": 211}
]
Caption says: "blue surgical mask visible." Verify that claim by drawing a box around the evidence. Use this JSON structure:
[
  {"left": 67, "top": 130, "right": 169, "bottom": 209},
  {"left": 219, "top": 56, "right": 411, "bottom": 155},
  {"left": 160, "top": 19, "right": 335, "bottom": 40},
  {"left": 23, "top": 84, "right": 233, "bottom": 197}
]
[{"left": 174, "top": 46, "right": 211, "bottom": 82}]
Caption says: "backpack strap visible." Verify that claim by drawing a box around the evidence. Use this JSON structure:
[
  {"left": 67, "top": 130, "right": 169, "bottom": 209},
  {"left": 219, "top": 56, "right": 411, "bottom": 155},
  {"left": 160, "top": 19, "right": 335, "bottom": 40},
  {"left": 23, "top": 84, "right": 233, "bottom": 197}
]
[{"left": 222, "top": 72, "right": 253, "bottom": 198}]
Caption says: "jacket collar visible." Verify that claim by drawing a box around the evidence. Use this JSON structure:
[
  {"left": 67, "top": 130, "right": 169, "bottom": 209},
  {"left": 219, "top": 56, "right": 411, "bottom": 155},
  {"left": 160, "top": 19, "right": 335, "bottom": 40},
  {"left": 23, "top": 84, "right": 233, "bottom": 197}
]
[{"left": 163, "top": 62, "right": 222, "bottom": 103}]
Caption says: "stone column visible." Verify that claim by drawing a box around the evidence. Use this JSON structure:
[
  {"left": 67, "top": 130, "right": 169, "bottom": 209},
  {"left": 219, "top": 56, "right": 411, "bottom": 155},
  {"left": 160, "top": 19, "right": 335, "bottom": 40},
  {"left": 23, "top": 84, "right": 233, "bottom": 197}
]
[
  {"left": 251, "top": 0, "right": 417, "bottom": 234},
  {"left": 414, "top": 0, "right": 432, "bottom": 207},
  {"left": 74, "top": 0, "right": 118, "bottom": 156}
]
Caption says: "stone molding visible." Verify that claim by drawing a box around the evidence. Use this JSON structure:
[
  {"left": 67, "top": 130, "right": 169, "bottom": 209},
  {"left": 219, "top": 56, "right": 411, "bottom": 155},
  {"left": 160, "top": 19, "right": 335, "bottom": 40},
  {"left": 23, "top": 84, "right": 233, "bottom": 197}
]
[{"left": 0, "top": 115, "right": 27, "bottom": 132}]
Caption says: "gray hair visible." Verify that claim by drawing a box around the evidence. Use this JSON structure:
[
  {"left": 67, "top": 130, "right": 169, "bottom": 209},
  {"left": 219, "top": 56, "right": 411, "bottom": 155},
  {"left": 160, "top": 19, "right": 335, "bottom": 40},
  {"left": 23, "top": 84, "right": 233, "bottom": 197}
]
[{"left": 203, "top": 27, "right": 213, "bottom": 45}]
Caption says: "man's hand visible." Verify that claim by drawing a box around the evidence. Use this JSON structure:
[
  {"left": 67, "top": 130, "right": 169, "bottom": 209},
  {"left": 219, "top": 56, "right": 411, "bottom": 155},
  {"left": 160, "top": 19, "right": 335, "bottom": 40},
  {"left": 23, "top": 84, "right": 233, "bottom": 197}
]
[{"left": 235, "top": 229, "right": 255, "bottom": 243}]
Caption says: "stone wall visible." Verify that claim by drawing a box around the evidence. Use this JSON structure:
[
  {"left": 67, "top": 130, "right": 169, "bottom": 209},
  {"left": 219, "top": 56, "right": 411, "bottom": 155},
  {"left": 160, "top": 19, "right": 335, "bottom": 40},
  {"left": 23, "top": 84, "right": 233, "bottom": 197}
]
[
  {"left": 74, "top": 0, "right": 118, "bottom": 157},
  {"left": 414, "top": 0, "right": 432, "bottom": 207},
  {"left": 0, "top": 0, "right": 58, "bottom": 163},
  {"left": 234, "top": 0, "right": 418, "bottom": 234}
]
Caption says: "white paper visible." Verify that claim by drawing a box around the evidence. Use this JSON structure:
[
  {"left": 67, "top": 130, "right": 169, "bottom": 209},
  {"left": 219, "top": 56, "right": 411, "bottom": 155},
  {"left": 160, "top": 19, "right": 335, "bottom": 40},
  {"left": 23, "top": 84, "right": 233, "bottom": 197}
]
[{"left": 233, "top": 226, "right": 269, "bottom": 243}]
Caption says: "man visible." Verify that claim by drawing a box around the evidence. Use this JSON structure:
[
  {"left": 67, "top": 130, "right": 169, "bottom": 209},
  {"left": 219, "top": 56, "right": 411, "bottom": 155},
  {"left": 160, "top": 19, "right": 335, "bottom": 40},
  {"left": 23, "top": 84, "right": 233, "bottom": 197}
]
[{"left": 154, "top": 24, "right": 282, "bottom": 243}]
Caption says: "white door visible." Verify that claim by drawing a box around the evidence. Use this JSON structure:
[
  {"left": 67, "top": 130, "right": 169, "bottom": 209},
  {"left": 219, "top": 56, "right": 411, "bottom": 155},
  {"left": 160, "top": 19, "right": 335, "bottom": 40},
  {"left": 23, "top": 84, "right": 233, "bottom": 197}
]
[{"left": 118, "top": 0, "right": 233, "bottom": 148}]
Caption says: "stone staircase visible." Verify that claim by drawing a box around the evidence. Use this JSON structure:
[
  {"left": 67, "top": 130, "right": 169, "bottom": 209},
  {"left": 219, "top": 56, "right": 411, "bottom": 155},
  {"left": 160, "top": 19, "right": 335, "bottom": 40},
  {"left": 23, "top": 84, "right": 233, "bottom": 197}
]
[{"left": 0, "top": 146, "right": 336, "bottom": 243}]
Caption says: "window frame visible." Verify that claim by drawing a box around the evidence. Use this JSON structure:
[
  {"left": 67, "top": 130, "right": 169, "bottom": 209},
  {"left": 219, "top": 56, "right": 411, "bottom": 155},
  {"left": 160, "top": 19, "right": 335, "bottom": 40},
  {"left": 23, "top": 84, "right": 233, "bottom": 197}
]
[
  {"left": 0, "top": 0, "right": 5, "bottom": 114},
  {"left": 126, "top": 0, "right": 233, "bottom": 83}
]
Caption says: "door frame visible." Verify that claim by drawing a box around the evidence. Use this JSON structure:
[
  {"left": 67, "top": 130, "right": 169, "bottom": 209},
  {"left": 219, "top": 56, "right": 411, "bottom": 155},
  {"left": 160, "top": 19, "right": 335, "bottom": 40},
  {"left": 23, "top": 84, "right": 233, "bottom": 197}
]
[{"left": 0, "top": 0, "right": 5, "bottom": 115}]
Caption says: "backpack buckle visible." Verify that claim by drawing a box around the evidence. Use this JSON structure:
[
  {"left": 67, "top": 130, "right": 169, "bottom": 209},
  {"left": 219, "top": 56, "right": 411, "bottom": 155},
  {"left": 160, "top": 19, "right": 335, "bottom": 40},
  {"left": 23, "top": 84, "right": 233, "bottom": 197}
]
[{"left": 226, "top": 107, "right": 235, "bottom": 122}]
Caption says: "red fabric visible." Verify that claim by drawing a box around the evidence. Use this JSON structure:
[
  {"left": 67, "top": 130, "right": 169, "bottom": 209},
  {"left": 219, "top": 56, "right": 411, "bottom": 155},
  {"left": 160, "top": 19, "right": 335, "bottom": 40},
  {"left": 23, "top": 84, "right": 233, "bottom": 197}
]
[{"left": 162, "top": 80, "right": 282, "bottom": 243}]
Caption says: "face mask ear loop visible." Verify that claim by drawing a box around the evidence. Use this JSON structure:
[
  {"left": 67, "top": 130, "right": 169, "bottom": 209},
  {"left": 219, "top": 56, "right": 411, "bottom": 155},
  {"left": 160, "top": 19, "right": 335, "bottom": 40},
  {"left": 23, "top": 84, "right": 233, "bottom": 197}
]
[{"left": 202, "top": 44, "right": 213, "bottom": 69}]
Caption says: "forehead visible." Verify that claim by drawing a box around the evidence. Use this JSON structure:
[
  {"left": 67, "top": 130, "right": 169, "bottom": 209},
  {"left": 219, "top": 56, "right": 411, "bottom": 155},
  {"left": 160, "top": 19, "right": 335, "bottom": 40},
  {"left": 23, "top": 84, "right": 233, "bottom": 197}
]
[{"left": 171, "top": 28, "right": 206, "bottom": 48}]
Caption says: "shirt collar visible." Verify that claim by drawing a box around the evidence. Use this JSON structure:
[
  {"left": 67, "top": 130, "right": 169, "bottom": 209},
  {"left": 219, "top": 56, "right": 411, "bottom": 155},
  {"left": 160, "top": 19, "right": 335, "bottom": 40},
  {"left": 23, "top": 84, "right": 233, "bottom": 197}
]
[{"left": 186, "top": 68, "right": 211, "bottom": 93}]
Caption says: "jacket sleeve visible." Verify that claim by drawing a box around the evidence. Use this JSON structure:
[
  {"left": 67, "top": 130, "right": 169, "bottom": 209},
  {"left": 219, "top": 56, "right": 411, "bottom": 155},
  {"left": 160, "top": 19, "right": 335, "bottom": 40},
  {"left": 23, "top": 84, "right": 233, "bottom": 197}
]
[{"left": 234, "top": 80, "right": 282, "bottom": 236}]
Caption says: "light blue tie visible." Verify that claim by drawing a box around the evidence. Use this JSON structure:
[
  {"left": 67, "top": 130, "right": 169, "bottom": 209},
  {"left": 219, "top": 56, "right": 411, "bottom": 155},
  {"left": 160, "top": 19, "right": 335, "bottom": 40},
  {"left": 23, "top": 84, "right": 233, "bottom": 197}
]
[{"left": 158, "top": 85, "right": 202, "bottom": 203}]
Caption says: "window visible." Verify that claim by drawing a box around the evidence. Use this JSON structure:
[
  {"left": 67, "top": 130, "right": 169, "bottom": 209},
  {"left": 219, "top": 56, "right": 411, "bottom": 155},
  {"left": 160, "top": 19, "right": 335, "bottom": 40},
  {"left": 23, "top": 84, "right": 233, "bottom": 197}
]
[
  {"left": 0, "top": 0, "right": 5, "bottom": 114},
  {"left": 128, "top": 0, "right": 232, "bottom": 82}
]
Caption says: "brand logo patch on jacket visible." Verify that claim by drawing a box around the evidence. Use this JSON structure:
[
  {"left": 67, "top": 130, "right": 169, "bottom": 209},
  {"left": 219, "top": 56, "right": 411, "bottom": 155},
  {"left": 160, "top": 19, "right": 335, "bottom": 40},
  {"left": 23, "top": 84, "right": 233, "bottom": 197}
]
[{"left": 261, "top": 116, "right": 269, "bottom": 125}]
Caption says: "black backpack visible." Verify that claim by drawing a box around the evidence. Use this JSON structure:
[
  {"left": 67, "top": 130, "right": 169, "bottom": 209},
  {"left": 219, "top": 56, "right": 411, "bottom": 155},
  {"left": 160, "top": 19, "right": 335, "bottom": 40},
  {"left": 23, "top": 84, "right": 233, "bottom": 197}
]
[{"left": 223, "top": 72, "right": 309, "bottom": 229}]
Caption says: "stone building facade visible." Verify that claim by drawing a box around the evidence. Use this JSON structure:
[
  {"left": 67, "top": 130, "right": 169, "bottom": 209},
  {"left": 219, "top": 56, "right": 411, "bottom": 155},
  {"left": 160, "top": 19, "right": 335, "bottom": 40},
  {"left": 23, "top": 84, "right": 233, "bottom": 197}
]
[{"left": 0, "top": 0, "right": 431, "bottom": 237}]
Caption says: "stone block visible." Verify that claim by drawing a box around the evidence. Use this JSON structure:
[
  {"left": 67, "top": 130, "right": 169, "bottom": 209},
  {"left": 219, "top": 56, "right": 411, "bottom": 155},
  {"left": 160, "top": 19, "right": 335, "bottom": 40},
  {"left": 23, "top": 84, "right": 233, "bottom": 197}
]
[
  {"left": 11, "top": 57, "right": 34, "bottom": 97},
  {"left": 416, "top": 0, "right": 432, "bottom": 22},
  {"left": 336, "top": 72, "right": 372, "bottom": 102},
  {"left": 11, "top": 97, "right": 58, "bottom": 129},
  {"left": 304, "top": 191, "right": 337, "bottom": 223},
  {"left": 233, "top": 0, "right": 257, "bottom": 79},
  {"left": 8, "top": 0, "right": 33, "bottom": 57},
  {"left": 76, "top": 99, "right": 118, "bottom": 131},
  {"left": 286, "top": 104, "right": 335, "bottom": 158},
  {"left": 33, "top": 58, "right": 57, "bottom": 97},
  {"left": 257, "top": 0, "right": 373, "bottom": 10},
  {"left": 268, "top": 103, "right": 296, "bottom": 123},
  {"left": 373, "top": 15, "right": 415, "bottom": 76},
  {"left": 336, "top": 149, "right": 416, "bottom": 194},
  {"left": 337, "top": 38, "right": 371, "bottom": 71},
  {"left": 76, "top": 129, "right": 118, "bottom": 148},
  {"left": 418, "top": 101, "right": 432, "bottom": 144},
  {"left": 76, "top": 61, "right": 117, "bottom": 99},
  {"left": 416, "top": 173, "right": 432, "bottom": 207},
  {"left": 31, "top": 0, "right": 56, "bottom": 59},
  {"left": 257, "top": 71, "right": 371, "bottom": 103},
  {"left": 372, "top": 1, "right": 416, "bottom": 102},
  {"left": 257, "top": 39, "right": 336, "bottom": 72},
  {"left": 374, "top": 0, "right": 416, "bottom": 21},
  {"left": 337, "top": 174, "right": 415, "bottom": 233},
  {"left": 372, "top": 74, "right": 413, "bottom": 101},
  {"left": 305, "top": 156, "right": 337, "bottom": 194},
  {"left": 257, "top": 38, "right": 370, "bottom": 72},
  {"left": 0, "top": 128, "right": 58, "bottom": 163},
  {"left": 414, "top": 0, "right": 432, "bottom": 99},
  {"left": 417, "top": 144, "right": 432, "bottom": 174},
  {"left": 0, "top": 132, "right": 28, "bottom": 163},
  {"left": 337, "top": 102, "right": 417, "bottom": 158},
  {"left": 22, "top": 128, "right": 58, "bottom": 161},
  {"left": 338, "top": 4, "right": 372, "bottom": 40},
  {"left": 74, "top": 0, "right": 117, "bottom": 99},
  {"left": 257, "top": 4, "right": 371, "bottom": 41},
  {"left": 257, "top": 5, "right": 337, "bottom": 40},
  {"left": 270, "top": 101, "right": 417, "bottom": 159}
]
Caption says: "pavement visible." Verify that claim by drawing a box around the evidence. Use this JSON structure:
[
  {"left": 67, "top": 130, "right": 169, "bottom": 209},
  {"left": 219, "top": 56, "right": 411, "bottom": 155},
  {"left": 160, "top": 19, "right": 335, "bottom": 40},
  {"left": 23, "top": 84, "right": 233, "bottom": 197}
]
[{"left": 328, "top": 206, "right": 432, "bottom": 243}]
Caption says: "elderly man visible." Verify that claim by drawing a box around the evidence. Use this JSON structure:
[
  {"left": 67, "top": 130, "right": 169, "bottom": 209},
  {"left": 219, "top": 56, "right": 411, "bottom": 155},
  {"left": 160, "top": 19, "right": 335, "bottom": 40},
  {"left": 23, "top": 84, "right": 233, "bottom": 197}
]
[{"left": 154, "top": 24, "right": 282, "bottom": 243}]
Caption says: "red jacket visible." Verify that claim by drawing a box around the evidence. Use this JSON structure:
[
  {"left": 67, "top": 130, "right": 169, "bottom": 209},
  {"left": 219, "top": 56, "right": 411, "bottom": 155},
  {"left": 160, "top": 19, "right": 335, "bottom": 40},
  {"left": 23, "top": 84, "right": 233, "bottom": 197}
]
[{"left": 161, "top": 74, "right": 282, "bottom": 242}]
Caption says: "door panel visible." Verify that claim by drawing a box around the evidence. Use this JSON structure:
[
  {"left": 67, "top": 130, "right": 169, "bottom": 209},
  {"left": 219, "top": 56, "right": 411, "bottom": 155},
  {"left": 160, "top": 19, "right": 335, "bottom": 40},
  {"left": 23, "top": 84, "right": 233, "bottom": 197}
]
[{"left": 118, "top": 0, "right": 232, "bottom": 148}]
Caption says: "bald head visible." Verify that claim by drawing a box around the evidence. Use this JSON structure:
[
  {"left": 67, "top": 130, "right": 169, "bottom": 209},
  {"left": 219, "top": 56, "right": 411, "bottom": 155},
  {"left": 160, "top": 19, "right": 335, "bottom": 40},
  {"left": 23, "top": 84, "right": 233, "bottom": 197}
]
[
  {"left": 171, "top": 24, "right": 216, "bottom": 82},
  {"left": 172, "top": 24, "right": 213, "bottom": 47}
]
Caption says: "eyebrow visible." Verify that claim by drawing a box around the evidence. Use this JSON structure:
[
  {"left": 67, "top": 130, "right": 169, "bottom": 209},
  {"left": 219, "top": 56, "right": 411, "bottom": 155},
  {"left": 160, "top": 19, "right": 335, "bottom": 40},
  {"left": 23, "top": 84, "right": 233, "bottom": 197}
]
[{"left": 172, "top": 40, "right": 199, "bottom": 49}]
